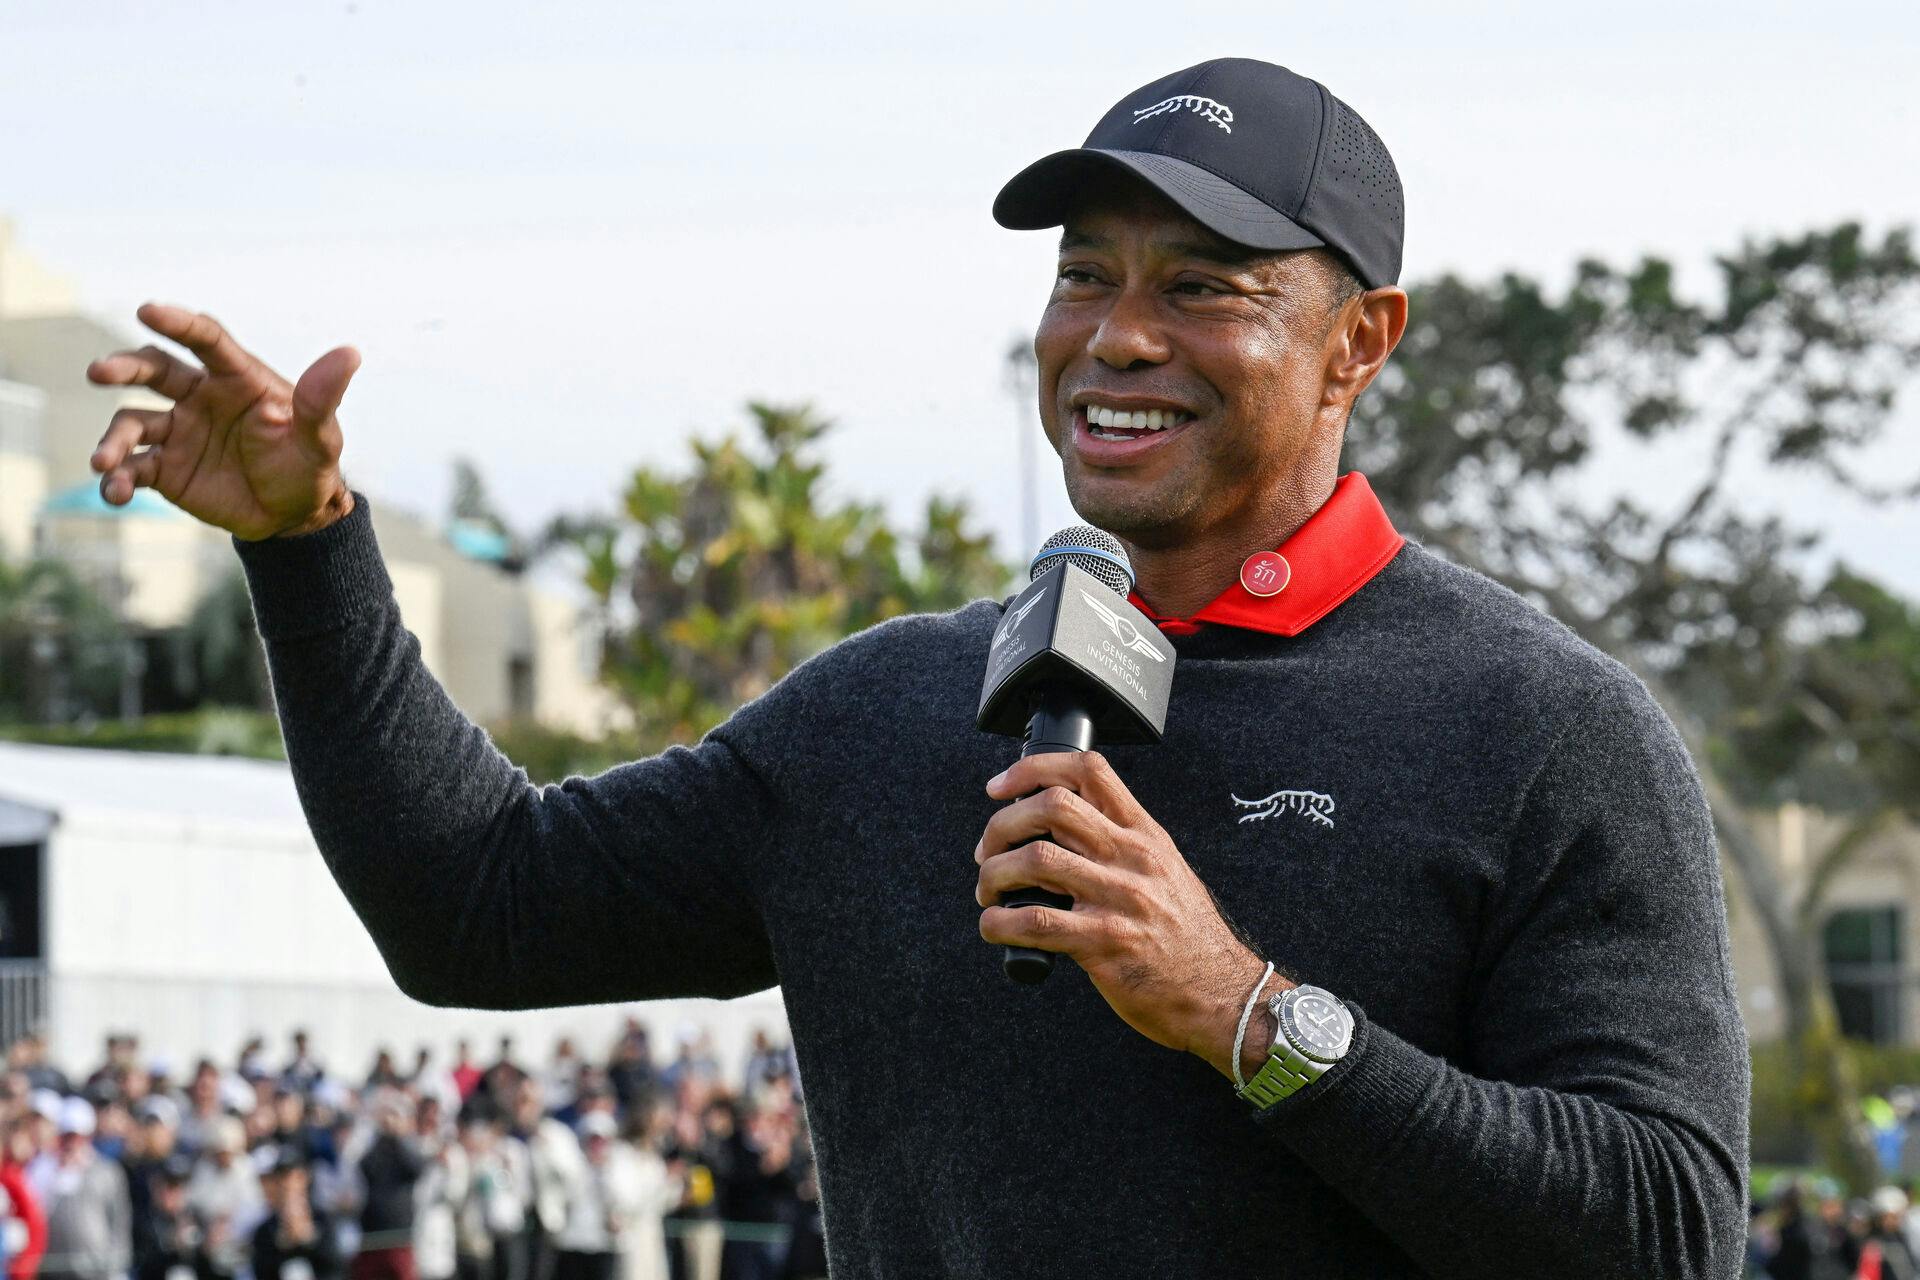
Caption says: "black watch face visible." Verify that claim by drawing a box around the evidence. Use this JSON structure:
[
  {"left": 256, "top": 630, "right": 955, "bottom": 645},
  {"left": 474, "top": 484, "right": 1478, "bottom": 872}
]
[{"left": 1281, "top": 987, "right": 1353, "bottom": 1063}]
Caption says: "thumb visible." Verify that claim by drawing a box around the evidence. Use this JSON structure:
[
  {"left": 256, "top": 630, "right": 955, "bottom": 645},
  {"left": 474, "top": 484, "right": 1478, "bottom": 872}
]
[{"left": 291, "top": 345, "right": 362, "bottom": 429}]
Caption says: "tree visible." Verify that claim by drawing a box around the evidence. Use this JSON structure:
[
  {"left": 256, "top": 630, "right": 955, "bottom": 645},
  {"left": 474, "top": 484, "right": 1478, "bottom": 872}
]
[
  {"left": 1718, "top": 569, "right": 1920, "bottom": 817},
  {"left": 555, "top": 402, "right": 1008, "bottom": 750},
  {"left": 1348, "top": 223, "right": 1920, "bottom": 1186},
  {"left": 451, "top": 457, "right": 513, "bottom": 539},
  {"left": 0, "top": 556, "right": 128, "bottom": 724},
  {"left": 165, "top": 567, "right": 272, "bottom": 712}
]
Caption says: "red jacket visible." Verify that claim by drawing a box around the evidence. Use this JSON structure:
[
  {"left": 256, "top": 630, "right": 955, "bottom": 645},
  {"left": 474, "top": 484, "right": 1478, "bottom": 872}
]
[{"left": 0, "top": 1161, "right": 47, "bottom": 1280}]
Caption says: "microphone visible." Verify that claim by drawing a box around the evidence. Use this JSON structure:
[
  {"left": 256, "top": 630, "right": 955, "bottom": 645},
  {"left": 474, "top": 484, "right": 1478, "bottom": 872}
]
[{"left": 976, "top": 526, "right": 1177, "bottom": 984}]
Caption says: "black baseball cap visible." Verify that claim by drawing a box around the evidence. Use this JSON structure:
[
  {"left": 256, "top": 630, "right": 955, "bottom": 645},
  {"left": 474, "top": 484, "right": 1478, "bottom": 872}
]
[{"left": 993, "top": 58, "right": 1404, "bottom": 289}]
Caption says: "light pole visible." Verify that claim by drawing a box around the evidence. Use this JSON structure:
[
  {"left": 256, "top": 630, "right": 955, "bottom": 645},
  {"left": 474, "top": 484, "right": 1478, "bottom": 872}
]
[
  {"left": 25, "top": 603, "right": 61, "bottom": 724},
  {"left": 1002, "top": 336, "right": 1039, "bottom": 556}
]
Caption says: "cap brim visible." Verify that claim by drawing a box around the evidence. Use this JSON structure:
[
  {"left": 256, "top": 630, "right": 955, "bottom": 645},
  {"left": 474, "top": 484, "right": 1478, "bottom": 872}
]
[{"left": 993, "top": 149, "right": 1325, "bottom": 254}]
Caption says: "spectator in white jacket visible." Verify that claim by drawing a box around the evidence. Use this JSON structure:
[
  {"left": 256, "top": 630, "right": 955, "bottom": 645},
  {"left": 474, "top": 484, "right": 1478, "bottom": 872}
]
[
  {"left": 508, "top": 1083, "right": 579, "bottom": 1280},
  {"left": 616, "top": 1113, "right": 678, "bottom": 1280},
  {"left": 41, "top": 1099, "right": 131, "bottom": 1280},
  {"left": 552, "top": 1117, "right": 665, "bottom": 1280},
  {"left": 413, "top": 1099, "right": 465, "bottom": 1280}
]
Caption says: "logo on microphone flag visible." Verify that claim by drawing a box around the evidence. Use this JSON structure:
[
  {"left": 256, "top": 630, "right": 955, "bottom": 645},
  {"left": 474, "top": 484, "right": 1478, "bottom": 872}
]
[
  {"left": 1078, "top": 590, "right": 1168, "bottom": 662},
  {"left": 993, "top": 591, "right": 1045, "bottom": 649}
]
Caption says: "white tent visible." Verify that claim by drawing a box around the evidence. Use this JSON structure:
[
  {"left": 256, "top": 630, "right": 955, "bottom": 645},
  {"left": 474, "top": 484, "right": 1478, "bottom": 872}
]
[{"left": 0, "top": 740, "right": 784, "bottom": 1083}]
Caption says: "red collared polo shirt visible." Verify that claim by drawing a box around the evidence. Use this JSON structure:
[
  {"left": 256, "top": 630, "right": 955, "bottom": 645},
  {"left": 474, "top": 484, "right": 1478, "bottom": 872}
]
[{"left": 1128, "top": 472, "right": 1405, "bottom": 638}]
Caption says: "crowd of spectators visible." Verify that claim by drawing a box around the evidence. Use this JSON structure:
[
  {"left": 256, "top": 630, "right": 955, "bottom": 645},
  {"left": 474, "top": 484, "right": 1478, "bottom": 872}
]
[
  {"left": 1750, "top": 1179, "right": 1920, "bottom": 1278},
  {"left": 0, "top": 1024, "right": 823, "bottom": 1280}
]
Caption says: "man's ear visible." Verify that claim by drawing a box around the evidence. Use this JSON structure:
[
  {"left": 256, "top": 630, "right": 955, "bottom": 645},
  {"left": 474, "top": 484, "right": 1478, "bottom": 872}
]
[{"left": 1323, "top": 287, "right": 1408, "bottom": 415}]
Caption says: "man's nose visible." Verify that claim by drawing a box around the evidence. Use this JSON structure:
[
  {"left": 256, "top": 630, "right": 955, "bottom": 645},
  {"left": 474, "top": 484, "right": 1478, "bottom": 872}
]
[{"left": 1087, "top": 287, "right": 1171, "bottom": 370}]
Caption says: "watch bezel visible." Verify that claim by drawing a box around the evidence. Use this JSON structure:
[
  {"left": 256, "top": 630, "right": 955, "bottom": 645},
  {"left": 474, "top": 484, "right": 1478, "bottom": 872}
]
[{"left": 1271, "top": 984, "right": 1353, "bottom": 1065}]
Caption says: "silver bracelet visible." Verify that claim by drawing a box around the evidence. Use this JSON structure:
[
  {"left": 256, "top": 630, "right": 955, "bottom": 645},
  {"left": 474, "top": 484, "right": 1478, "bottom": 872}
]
[{"left": 1231, "top": 960, "right": 1276, "bottom": 1091}]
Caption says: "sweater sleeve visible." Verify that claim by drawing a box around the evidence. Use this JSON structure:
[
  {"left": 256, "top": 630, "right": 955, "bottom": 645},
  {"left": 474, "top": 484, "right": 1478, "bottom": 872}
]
[
  {"left": 1251, "top": 672, "right": 1750, "bottom": 1280},
  {"left": 232, "top": 491, "right": 778, "bottom": 1009}
]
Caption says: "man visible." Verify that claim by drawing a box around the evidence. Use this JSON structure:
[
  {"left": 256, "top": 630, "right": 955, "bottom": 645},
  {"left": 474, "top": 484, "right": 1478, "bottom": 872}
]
[
  {"left": 353, "top": 1098, "right": 425, "bottom": 1280},
  {"left": 268, "top": 1090, "right": 324, "bottom": 1169},
  {"left": 282, "top": 1034, "right": 325, "bottom": 1098},
  {"left": 119, "top": 1100, "right": 181, "bottom": 1251},
  {"left": 85, "top": 57, "right": 1746, "bottom": 1277},
  {"left": 183, "top": 1117, "right": 261, "bottom": 1278},
  {"left": 550, "top": 1116, "right": 663, "bottom": 1280},
  {"left": 409, "top": 1049, "right": 462, "bottom": 1118},
  {"left": 174, "top": 1065, "right": 228, "bottom": 1159},
  {"left": 413, "top": 1096, "right": 465, "bottom": 1280},
  {"left": 250, "top": 1154, "right": 344, "bottom": 1280},
  {"left": 504, "top": 1081, "right": 580, "bottom": 1280},
  {"left": 696, "top": 1097, "right": 795, "bottom": 1280},
  {"left": 448, "top": 1046, "right": 481, "bottom": 1107},
  {"left": 39, "top": 1101, "right": 129, "bottom": 1280},
  {"left": 0, "top": 1118, "right": 47, "bottom": 1280},
  {"left": 131, "top": 1156, "right": 209, "bottom": 1280}
]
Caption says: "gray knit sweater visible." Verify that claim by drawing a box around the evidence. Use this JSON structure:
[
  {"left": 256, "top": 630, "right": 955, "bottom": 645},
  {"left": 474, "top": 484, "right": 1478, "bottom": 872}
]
[{"left": 233, "top": 492, "right": 1749, "bottom": 1279}]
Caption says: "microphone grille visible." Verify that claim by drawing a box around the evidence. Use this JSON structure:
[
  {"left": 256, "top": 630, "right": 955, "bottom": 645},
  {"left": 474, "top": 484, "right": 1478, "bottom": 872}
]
[{"left": 1029, "top": 525, "right": 1134, "bottom": 596}]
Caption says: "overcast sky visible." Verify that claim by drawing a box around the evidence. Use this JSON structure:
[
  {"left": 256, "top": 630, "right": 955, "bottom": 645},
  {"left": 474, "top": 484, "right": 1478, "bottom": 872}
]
[{"left": 4, "top": 0, "right": 1916, "bottom": 595}]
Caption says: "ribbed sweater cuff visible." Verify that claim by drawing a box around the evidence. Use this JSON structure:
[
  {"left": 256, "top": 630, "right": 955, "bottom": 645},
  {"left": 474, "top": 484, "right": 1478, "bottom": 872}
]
[
  {"left": 231, "top": 490, "right": 393, "bottom": 642},
  {"left": 1248, "top": 1002, "right": 1445, "bottom": 1176}
]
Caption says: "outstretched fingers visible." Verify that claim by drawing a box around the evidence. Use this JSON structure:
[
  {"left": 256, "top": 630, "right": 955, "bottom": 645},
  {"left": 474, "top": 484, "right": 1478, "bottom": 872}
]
[
  {"left": 99, "top": 445, "right": 164, "bottom": 506},
  {"left": 291, "top": 346, "right": 362, "bottom": 430},
  {"left": 85, "top": 345, "right": 201, "bottom": 402},
  {"left": 136, "top": 302, "right": 255, "bottom": 376},
  {"left": 90, "top": 407, "right": 171, "bottom": 476}
]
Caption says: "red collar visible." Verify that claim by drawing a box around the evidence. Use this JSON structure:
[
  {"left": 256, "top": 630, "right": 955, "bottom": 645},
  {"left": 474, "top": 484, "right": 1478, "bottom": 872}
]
[{"left": 1127, "top": 473, "right": 1404, "bottom": 637}]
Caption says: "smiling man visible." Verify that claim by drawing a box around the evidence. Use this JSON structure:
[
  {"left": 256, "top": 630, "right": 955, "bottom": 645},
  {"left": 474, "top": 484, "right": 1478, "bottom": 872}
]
[{"left": 85, "top": 58, "right": 1747, "bottom": 1279}]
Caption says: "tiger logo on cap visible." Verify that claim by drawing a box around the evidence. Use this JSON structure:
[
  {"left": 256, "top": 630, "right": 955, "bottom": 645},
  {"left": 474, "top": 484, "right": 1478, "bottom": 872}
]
[{"left": 1132, "top": 95, "right": 1234, "bottom": 133}]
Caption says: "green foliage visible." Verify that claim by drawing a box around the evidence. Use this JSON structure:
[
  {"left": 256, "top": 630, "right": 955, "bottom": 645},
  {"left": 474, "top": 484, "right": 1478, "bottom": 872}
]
[
  {"left": 1704, "top": 567, "right": 1920, "bottom": 814},
  {"left": 551, "top": 402, "right": 1008, "bottom": 749},
  {"left": 1350, "top": 222, "right": 1920, "bottom": 817},
  {"left": 1753, "top": 1037, "right": 1920, "bottom": 1183},
  {"left": 479, "top": 720, "right": 648, "bottom": 786},
  {"left": 452, "top": 457, "right": 513, "bottom": 539},
  {"left": 0, "top": 556, "right": 129, "bottom": 722},
  {"left": 164, "top": 568, "right": 272, "bottom": 711},
  {"left": 1354, "top": 223, "right": 1918, "bottom": 564},
  {"left": 0, "top": 708, "right": 285, "bottom": 758}
]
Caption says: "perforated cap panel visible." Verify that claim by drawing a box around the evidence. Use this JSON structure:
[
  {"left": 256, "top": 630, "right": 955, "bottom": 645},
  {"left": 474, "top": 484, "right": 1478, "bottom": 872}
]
[
  {"left": 1322, "top": 98, "right": 1402, "bottom": 232},
  {"left": 1286, "top": 87, "right": 1405, "bottom": 288},
  {"left": 1030, "top": 525, "right": 1133, "bottom": 596}
]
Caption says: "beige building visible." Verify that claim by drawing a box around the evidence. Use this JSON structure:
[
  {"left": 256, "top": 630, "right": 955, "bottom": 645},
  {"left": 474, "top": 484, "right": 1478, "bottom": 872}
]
[
  {"left": 0, "top": 219, "right": 624, "bottom": 739},
  {"left": 1727, "top": 805, "right": 1920, "bottom": 1046},
  {"left": 0, "top": 378, "right": 47, "bottom": 562}
]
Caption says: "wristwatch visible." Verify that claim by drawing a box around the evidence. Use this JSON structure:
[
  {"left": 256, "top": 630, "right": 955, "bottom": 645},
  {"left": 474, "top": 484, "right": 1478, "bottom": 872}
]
[{"left": 1237, "top": 984, "right": 1354, "bottom": 1108}]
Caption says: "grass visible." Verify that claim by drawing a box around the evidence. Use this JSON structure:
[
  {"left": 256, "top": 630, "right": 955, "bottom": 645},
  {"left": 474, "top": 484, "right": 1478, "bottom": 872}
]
[{"left": 0, "top": 708, "right": 287, "bottom": 759}]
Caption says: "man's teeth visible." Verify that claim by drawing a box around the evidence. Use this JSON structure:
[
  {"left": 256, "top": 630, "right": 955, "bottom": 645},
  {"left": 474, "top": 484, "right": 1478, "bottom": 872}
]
[{"left": 1083, "top": 405, "right": 1193, "bottom": 436}]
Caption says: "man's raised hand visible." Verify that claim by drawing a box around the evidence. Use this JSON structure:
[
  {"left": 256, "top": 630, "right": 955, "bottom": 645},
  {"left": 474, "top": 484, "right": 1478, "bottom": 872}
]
[{"left": 84, "top": 303, "right": 361, "bottom": 540}]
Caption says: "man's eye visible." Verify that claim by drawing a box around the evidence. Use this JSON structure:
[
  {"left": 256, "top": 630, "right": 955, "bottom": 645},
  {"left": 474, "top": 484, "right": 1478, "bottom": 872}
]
[
  {"left": 1058, "top": 267, "right": 1099, "bottom": 285},
  {"left": 1171, "top": 279, "right": 1223, "bottom": 296}
]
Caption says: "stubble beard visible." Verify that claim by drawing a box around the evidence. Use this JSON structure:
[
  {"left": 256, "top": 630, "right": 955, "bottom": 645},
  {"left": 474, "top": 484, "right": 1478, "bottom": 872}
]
[{"left": 1060, "top": 457, "right": 1212, "bottom": 550}]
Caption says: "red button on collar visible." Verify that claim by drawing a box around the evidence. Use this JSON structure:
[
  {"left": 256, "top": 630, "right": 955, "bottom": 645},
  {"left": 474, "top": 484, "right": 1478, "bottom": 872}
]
[{"left": 1239, "top": 550, "right": 1291, "bottom": 598}]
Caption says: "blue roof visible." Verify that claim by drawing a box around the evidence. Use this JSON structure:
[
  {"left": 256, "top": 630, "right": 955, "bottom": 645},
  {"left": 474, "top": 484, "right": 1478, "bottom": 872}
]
[
  {"left": 41, "top": 482, "right": 187, "bottom": 520},
  {"left": 448, "top": 520, "right": 512, "bottom": 562}
]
